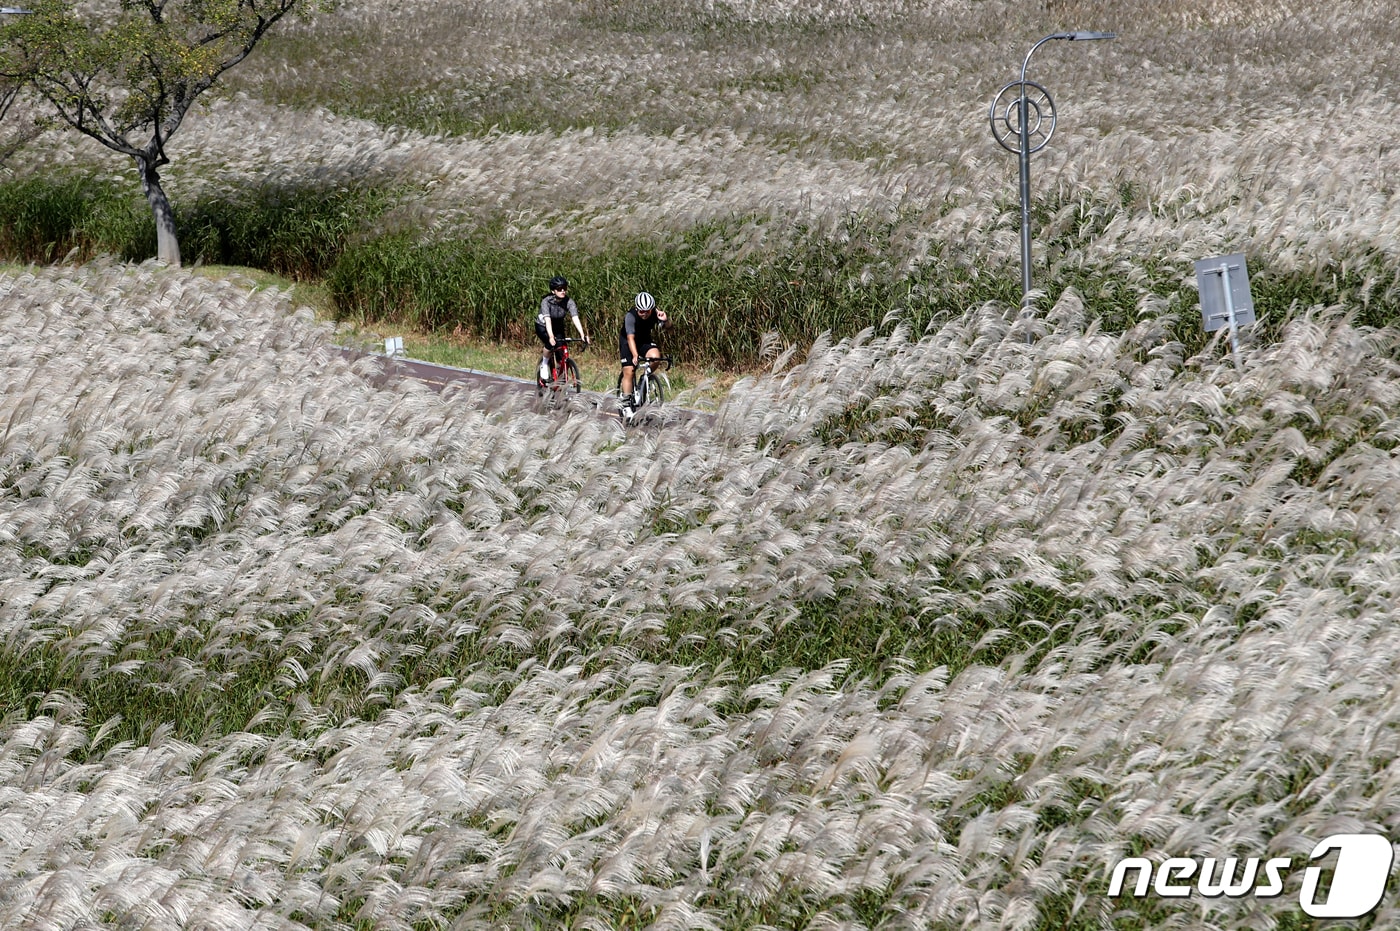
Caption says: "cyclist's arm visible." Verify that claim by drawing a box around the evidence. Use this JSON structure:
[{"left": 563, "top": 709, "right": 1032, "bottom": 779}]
[
  {"left": 539, "top": 298, "right": 557, "bottom": 344},
  {"left": 564, "top": 299, "right": 586, "bottom": 342}
]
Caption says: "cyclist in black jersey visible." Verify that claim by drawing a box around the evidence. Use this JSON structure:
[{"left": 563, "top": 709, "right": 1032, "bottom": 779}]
[{"left": 618, "top": 291, "right": 666, "bottom": 418}]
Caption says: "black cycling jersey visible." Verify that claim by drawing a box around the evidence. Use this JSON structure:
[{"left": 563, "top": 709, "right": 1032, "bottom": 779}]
[
  {"left": 618, "top": 310, "right": 664, "bottom": 364},
  {"left": 619, "top": 309, "right": 663, "bottom": 345}
]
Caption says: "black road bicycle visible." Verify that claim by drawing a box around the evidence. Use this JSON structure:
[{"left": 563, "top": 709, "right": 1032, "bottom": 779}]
[{"left": 617, "top": 355, "right": 670, "bottom": 423}]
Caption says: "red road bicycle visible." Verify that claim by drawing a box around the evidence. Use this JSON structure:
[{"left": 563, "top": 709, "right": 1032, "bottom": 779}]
[{"left": 536, "top": 337, "right": 587, "bottom": 407}]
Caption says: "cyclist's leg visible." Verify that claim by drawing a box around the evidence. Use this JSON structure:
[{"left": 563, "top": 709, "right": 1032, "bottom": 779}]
[
  {"left": 535, "top": 323, "right": 554, "bottom": 374},
  {"left": 618, "top": 334, "right": 637, "bottom": 397},
  {"left": 636, "top": 344, "right": 665, "bottom": 408},
  {"left": 619, "top": 363, "right": 637, "bottom": 404}
]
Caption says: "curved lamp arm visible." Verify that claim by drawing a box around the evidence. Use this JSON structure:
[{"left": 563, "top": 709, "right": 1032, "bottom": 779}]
[{"left": 1022, "top": 31, "right": 1116, "bottom": 83}]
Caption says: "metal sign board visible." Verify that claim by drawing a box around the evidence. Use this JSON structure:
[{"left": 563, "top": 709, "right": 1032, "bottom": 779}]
[{"left": 1195, "top": 253, "right": 1255, "bottom": 333}]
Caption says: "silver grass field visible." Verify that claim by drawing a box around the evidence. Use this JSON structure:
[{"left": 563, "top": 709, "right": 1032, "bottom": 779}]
[{"left": 5, "top": 0, "right": 1400, "bottom": 929}]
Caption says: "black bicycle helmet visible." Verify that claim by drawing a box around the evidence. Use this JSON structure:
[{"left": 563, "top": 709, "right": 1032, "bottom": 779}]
[{"left": 549, "top": 275, "right": 569, "bottom": 291}]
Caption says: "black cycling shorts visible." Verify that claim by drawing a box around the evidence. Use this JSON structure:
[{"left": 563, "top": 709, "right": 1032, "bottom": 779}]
[
  {"left": 536, "top": 321, "right": 565, "bottom": 349},
  {"left": 618, "top": 339, "right": 658, "bottom": 366}
]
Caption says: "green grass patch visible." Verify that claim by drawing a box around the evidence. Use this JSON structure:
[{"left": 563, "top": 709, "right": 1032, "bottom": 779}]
[
  {"left": 329, "top": 196, "right": 1400, "bottom": 373},
  {"left": 4, "top": 174, "right": 1399, "bottom": 375},
  {"left": 0, "top": 174, "right": 404, "bottom": 273},
  {"left": 179, "top": 181, "right": 405, "bottom": 280},
  {"left": 324, "top": 210, "right": 1012, "bottom": 369},
  {"left": 0, "top": 174, "right": 150, "bottom": 262}
]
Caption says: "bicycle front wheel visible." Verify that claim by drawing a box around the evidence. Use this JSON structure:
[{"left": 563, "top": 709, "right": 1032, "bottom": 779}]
[
  {"left": 645, "top": 372, "right": 665, "bottom": 407},
  {"left": 565, "top": 359, "right": 581, "bottom": 394}
]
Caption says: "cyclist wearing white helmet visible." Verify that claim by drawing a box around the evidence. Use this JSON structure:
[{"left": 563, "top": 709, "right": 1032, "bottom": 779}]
[
  {"left": 536, "top": 275, "right": 590, "bottom": 372},
  {"left": 618, "top": 291, "right": 667, "bottom": 417}
]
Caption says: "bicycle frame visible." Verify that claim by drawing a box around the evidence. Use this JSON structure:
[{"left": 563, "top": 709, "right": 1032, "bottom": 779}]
[
  {"left": 636, "top": 355, "right": 670, "bottom": 382},
  {"left": 620, "top": 355, "right": 671, "bottom": 417},
  {"left": 548, "top": 341, "right": 573, "bottom": 382},
  {"left": 538, "top": 337, "right": 585, "bottom": 402}
]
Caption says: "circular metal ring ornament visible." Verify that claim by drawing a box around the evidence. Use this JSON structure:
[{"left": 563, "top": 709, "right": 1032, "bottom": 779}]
[{"left": 989, "top": 81, "right": 1056, "bottom": 154}]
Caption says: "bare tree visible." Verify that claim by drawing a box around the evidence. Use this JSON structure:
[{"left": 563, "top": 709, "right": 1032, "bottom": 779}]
[
  {"left": 0, "top": 8, "right": 38, "bottom": 165},
  {"left": 1, "top": 0, "right": 328, "bottom": 265},
  {"left": 0, "top": 76, "right": 24, "bottom": 160}
]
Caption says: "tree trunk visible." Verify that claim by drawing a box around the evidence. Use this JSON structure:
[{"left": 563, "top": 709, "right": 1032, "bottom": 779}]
[{"left": 136, "top": 156, "right": 181, "bottom": 266}]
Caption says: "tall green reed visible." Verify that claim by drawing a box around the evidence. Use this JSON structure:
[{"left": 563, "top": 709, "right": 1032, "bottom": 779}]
[
  {"left": 0, "top": 175, "right": 149, "bottom": 262},
  {"left": 3, "top": 174, "right": 1398, "bottom": 370},
  {"left": 0, "top": 175, "right": 401, "bottom": 275}
]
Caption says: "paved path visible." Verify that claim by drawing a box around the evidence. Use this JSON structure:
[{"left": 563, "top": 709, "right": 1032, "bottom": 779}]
[{"left": 336, "top": 347, "right": 717, "bottom": 429}]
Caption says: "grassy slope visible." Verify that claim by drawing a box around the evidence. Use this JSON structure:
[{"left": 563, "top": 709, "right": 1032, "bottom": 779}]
[
  {"left": 7, "top": 0, "right": 1400, "bottom": 363},
  {"left": 5, "top": 257, "right": 1400, "bottom": 929},
  {"left": 4, "top": 0, "right": 1400, "bottom": 928}
]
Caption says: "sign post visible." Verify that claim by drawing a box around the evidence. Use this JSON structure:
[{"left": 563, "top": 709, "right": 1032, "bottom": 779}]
[{"left": 1195, "top": 253, "right": 1255, "bottom": 369}]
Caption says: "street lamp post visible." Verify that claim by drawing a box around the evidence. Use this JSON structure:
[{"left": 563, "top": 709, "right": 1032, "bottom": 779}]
[{"left": 990, "top": 31, "right": 1115, "bottom": 308}]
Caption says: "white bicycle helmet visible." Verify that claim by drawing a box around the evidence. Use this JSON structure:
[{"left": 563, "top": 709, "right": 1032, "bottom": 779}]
[{"left": 634, "top": 291, "right": 656, "bottom": 313}]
